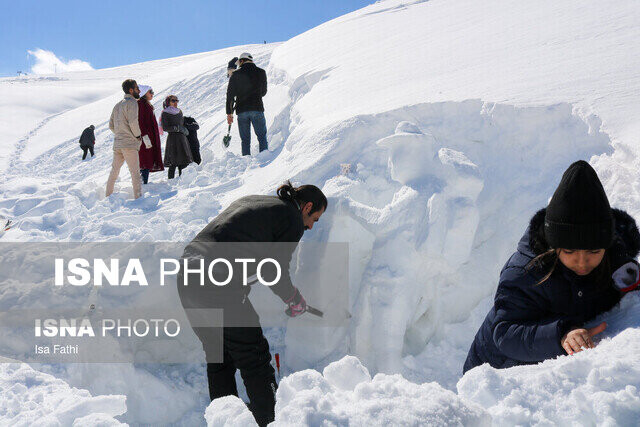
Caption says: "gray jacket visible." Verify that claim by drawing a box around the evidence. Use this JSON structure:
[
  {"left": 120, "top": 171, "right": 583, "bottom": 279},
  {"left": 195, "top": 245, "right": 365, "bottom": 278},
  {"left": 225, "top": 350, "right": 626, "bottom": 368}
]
[{"left": 109, "top": 94, "right": 142, "bottom": 150}]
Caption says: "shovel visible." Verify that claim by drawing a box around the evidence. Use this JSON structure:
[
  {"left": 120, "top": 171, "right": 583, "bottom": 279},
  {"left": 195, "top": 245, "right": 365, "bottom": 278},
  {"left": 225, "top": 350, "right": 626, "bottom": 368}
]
[{"left": 222, "top": 124, "right": 231, "bottom": 148}]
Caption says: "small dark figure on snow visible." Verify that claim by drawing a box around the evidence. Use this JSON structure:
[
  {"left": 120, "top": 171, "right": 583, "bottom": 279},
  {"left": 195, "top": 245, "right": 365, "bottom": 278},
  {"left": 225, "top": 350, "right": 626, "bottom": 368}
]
[
  {"left": 161, "top": 95, "right": 193, "bottom": 179},
  {"left": 183, "top": 116, "right": 201, "bottom": 165},
  {"left": 178, "top": 181, "right": 327, "bottom": 426},
  {"left": 79, "top": 125, "right": 95, "bottom": 160},
  {"left": 464, "top": 160, "right": 640, "bottom": 374},
  {"left": 226, "top": 52, "right": 268, "bottom": 156}
]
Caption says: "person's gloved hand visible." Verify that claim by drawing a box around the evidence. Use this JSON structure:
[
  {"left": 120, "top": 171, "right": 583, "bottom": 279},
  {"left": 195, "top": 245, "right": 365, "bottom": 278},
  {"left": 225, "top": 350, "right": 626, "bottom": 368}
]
[
  {"left": 142, "top": 135, "right": 152, "bottom": 149},
  {"left": 284, "top": 288, "right": 307, "bottom": 317},
  {"left": 612, "top": 260, "right": 640, "bottom": 293}
]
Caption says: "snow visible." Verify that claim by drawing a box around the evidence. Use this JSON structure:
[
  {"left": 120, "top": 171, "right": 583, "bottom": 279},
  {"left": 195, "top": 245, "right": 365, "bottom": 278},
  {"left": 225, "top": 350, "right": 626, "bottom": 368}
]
[
  {"left": 0, "top": 363, "right": 126, "bottom": 426},
  {"left": 458, "top": 295, "right": 640, "bottom": 425},
  {"left": 205, "top": 396, "right": 257, "bottom": 427},
  {"left": 203, "top": 356, "right": 489, "bottom": 427},
  {"left": 271, "top": 356, "right": 489, "bottom": 426},
  {"left": 1, "top": 0, "right": 640, "bottom": 424}
]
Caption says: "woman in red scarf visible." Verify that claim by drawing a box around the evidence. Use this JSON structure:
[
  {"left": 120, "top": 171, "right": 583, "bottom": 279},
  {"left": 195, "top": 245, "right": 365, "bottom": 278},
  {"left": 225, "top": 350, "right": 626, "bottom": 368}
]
[{"left": 138, "top": 85, "right": 164, "bottom": 184}]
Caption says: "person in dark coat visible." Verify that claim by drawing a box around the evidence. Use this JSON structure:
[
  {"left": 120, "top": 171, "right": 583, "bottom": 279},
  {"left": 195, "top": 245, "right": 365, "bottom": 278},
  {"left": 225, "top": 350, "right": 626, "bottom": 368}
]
[
  {"left": 227, "top": 57, "right": 238, "bottom": 78},
  {"left": 137, "top": 85, "right": 164, "bottom": 184},
  {"left": 183, "top": 116, "right": 201, "bottom": 165},
  {"left": 161, "top": 95, "right": 193, "bottom": 179},
  {"left": 79, "top": 125, "right": 95, "bottom": 160},
  {"left": 226, "top": 52, "right": 268, "bottom": 156},
  {"left": 464, "top": 160, "right": 640, "bottom": 374},
  {"left": 178, "top": 181, "right": 328, "bottom": 427}
]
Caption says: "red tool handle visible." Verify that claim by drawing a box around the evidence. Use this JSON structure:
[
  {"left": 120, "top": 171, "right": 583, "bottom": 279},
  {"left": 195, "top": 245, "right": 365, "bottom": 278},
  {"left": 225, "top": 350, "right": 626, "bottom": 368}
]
[{"left": 620, "top": 271, "right": 640, "bottom": 293}]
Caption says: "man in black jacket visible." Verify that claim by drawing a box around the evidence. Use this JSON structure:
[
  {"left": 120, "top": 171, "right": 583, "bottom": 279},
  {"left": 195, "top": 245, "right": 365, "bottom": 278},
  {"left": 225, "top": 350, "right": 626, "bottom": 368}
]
[
  {"left": 226, "top": 52, "right": 268, "bottom": 156},
  {"left": 178, "top": 181, "right": 327, "bottom": 426},
  {"left": 79, "top": 125, "right": 95, "bottom": 160}
]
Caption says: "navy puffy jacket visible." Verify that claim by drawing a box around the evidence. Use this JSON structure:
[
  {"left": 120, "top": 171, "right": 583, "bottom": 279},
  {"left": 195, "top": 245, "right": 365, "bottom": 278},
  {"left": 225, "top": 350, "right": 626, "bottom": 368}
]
[{"left": 464, "top": 208, "right": 640, "bottom": 373}]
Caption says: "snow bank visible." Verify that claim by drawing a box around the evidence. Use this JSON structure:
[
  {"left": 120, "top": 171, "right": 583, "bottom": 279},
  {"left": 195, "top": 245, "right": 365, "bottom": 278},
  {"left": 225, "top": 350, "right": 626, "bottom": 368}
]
[
  {"left": 270, "top": 356, "right": 489, "bottom": 426},
  {"left": 284, "top": 100, "right": 611, "bottom": 379},
  {"left": 210, "top": 301, "right": 640, "bottom": 426},
  {"left": 0, "top": 363, "right": 126, "bottom": 426},
  {"left": 458, "top": 303, "right": 640, "bottom": 424},
  {"left": 205, "top": 396, "right": 257, "bottom": 427}
]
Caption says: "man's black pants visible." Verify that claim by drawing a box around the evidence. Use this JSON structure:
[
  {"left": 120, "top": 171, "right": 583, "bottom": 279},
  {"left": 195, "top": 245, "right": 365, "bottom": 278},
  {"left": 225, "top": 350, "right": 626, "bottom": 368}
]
[
  {"left": 192, "top": 300, "right": 277, "bottom": 426},
  {"left": 81, "top": 146, "right": 94, "bottom": 160}
]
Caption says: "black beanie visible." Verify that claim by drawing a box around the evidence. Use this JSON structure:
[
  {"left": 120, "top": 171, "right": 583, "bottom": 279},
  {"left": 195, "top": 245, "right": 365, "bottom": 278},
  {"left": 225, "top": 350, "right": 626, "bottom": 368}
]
[{"left": 544, "top": 160, "right": 614, "bottom": 249}]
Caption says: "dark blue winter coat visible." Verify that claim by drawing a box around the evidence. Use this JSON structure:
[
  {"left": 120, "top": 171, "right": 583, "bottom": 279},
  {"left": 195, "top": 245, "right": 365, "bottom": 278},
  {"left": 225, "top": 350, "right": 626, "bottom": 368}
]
[{"left": 463, "top": 208, "right": 640, "bottom": 373}]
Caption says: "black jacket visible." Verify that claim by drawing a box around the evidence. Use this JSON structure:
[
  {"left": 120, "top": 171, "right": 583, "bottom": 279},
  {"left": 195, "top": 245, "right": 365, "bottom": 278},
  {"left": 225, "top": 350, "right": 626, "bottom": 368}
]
[
  {"left": 79, "top": 127, "right": 95, "bottom": 148},
  {"left": 463, "top": 208, "right": 640, "bottom": 373},
  {"left": 181, "top": 195, "right": 303, "bottom": 305},
  {"left": 183, "top": 117, "right": 201, "bottom": 165},
  {"left": 226, "top": 62, "right": 267, "bottom": 114}
]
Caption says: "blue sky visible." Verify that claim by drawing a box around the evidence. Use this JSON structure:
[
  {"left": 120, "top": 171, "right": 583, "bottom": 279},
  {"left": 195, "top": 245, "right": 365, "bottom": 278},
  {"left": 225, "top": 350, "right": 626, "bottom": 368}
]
[{"left": 0, "top": 0, "right": 373, "bottom": 77}]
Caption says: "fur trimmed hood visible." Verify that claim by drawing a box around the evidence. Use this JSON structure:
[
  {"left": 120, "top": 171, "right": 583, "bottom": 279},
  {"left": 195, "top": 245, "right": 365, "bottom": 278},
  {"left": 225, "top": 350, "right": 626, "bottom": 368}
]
[{"left": 527, "top": 208, "right": 640, "bottom": 260}]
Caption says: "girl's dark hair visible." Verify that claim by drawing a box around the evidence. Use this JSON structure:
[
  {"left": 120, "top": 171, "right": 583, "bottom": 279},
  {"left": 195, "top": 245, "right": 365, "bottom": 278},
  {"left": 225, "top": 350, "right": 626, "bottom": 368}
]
[
  {"left": 527, "top": 248, "right": 611, "bottom": 286},
  {"left": 526, "top": 249, "right": 559, "bottom": 285},
  {"left": 163, "top": 95, "right": 177, "bottom": 109},
  {"left": 277, "top": 180, "right": 327, "bottom": 214}
]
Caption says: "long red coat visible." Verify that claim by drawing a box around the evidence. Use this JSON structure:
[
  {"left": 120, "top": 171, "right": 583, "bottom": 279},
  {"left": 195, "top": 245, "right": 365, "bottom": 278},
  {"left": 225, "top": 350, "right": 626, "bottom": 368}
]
[{"left": 138, "top": 99, "right": 164, "bottom": 172}]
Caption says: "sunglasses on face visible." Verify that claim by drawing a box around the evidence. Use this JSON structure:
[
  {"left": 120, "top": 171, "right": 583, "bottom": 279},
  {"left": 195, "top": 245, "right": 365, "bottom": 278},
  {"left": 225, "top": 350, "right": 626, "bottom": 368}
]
[{"left": 170, "top": 99, "right": 178, "bottom": 103}]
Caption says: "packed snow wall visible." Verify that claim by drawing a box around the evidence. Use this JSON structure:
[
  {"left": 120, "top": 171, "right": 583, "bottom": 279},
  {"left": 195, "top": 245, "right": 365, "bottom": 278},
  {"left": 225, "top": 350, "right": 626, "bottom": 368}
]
[{"left": 258, "top": 97, "right": 613, "bottom": 384}]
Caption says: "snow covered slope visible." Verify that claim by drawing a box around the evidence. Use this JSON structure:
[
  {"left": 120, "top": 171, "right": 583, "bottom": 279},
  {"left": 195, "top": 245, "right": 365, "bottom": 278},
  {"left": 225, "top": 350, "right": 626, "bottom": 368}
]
[{"left": 2, "top": 0, "right": 640, "bottom": 424}]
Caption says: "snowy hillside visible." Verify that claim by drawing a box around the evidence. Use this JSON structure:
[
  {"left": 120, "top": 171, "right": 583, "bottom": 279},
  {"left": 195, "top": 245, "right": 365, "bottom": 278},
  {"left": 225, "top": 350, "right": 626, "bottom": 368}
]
[{"left": 2, "top": 0, "right": 640, "bottom": 425}]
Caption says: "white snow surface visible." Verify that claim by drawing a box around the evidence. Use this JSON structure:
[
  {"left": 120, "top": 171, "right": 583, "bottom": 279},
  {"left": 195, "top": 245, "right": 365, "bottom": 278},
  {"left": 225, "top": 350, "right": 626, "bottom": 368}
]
[
  {"left": 205, "top": 356, "right": 490, "bottom": 427},
  {"left": 0, "top": 362, "right": 126, "bottom": 426},
  {"left": 2, "top": 0, "right": 640, "bottom": 425}
]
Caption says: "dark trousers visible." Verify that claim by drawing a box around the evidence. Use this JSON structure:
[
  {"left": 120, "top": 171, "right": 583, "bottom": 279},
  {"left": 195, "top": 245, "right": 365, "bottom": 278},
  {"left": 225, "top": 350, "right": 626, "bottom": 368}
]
[
  {"left": 140, "top": 169, "right": 150, "bottom": 184},
  {"left": 82, "top": 146, "right": 94, "bottom": 160},
  {"left": 237, "top": 111, "right": 268, "bottom": 156},
  {"left": 168, "top": 166, "right": 184, "bottom": 179},
  {"left": 191, "top": 301, "right": 276, "bottom": 427}
]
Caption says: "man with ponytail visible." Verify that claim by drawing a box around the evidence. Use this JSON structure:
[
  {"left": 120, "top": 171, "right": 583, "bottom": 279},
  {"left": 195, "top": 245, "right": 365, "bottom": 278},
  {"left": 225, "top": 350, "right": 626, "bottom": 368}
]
[{"left": 178, "top": 180, "right": 327, "bottom": 426}]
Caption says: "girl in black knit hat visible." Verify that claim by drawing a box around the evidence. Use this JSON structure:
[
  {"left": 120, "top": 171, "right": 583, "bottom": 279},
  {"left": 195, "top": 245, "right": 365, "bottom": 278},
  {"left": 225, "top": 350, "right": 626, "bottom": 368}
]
[{"left": 463, "top": 160, "right": 640, "bottom": 373}]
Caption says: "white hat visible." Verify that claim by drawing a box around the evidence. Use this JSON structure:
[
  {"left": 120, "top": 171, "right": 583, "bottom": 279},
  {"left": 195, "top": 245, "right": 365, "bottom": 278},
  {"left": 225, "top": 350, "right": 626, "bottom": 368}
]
[
  {"left": 238, "top": 52, "right": 253, "bottom": 61},
  {"left": 139, "top": 85, "right": 152, "bottom": 97}
]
